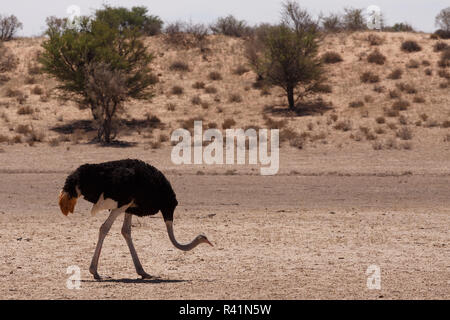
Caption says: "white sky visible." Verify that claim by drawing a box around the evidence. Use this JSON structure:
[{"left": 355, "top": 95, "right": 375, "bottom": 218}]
[{"left": 2, "top": 0, "right": 448, "bottom": 37}]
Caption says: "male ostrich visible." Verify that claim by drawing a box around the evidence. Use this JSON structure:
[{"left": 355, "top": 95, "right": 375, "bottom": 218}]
[{"left": 58, "top": 159, "right": 212, "bottom": 280}]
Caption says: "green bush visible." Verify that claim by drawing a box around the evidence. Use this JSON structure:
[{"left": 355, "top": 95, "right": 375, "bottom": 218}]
[{"left": 40, "top": 6, "right": 157, "bottom": 143}]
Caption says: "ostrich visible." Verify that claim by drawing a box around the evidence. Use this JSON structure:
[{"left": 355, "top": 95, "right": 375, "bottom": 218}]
[{"left": 58, "top": 159, "right": 212, "bottom": 280}]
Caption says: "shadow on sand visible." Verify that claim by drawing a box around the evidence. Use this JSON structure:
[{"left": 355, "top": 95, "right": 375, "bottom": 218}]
[
  {"left": 264, "top": 99, "right": 333, "bottom": 117},
  {"left": 82, "top": 277, "right": 189, "bottom": 284}
]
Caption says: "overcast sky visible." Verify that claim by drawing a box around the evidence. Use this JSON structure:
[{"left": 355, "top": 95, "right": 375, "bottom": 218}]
[{"left": 2, "top": 0, "right": 448, "bottom": 37}]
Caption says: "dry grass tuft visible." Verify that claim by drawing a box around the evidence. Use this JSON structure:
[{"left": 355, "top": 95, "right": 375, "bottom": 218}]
[
  {"left": 360, "top": 71, "right": 380, "bottom": 83},
  {"left": 387, "top": 68, "right": 403, "bottom": 80},
  {"left": 322, "top": 51, "right": 343, "bottom": 64},
  {"left": 401, "top": 40, "right": 421, "bottom": 52},
  {"left": 367, "top": 49, "right": 386, "bottom": 65}
]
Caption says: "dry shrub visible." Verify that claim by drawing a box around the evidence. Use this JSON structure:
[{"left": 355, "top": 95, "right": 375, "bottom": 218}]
[
  {"left": 159, "top": 134, "right": 169, "bottom": 143},
  {"left": 367, "top": 49, "right": 386, "bottom": 65},
  {"left": 322, "top": 51, "right": 343, "bottom": 64},
  {"left": 375, "top": 126, "right": 385, "bottom": 134},
  {"left": 25, "top": 76, "right": 36, "bottom": 84},
  {"left": 0, "top": 134, "right": 9, "bottom": 143},
  {"left": 208, "top": 71, "right": 222, "bottom": 81},
  {"left": 384, "top": 137, "right": 398, "bottom": 149},
  {"left": 372, "top": 141, "right": 383, "bottom": 150},
  {"left": 263, "top": 115, "right": 287, "bottom": 129},
  {"left": 375, "top": 116, "right": 385, "bottom": 124},
  {"left": 204, "top": 86, "right": 218, "bottom": 94},
  {"left": 171, "top": 85, "right": 184, "bottom": 95},
  {"left": 392, "top": 99, "right": 410, "bottom": 111},
  {"left": 425, "top": 68, "right": 433, "bottom": 76},
  {"left": 398, "top": 115, "right": 408, "bottom": 125},
  {"left": 360, "top": 71, "right": 379, "bottom": 83},
  {"left": 16, "top": 124, "right": 31, "bottom": 134},
  {"left": 438, "top": 69, "right": 450, "bottom": 79},
  {"left": 373, "top": 85, "right": 385, "bottom": 93},
  {"left": 396, "top": 127, "right": 413, "bottom": 140},
  {"left": 32, "top": 86, "right": 44, "bottom": 95},
  {"left": 439, "top": 81, "right": 449, "bottom": 89},
  {"left": 389, "top": 89, "right": 401, "bottom": 99},
  {"left": 192, "top": 81, "right": 205, "bottom": 89},
  {"left": 401, "top": 40, "right": 421, "bottom": 52},
  {"left": 228, "top": 93, "right": 242, "bottom": 103},
  {"left": 434, "top": 42, "right": 449, "bottom": 52},
  {"left": 401, "top": 142, "right": 412, "bottom": 150},
  {"left": 419, "top": 113, "right": 428, "bottom": 121},
  {"left": 387, "top": 68, "right": 403, "bottom": 80},
  {"left": 169, "top": 61, "right": 190, "bottom": 72},
  {"left": 406, "top": 59, "right": 419, "bottom": 69},
  {"left": 413, "top": 96, "right": 425, "bottom": 103},
  {"left": 445, "top": 134, "right": 450, "bottom": 142},
  {"left": 364, "top": 95, "right": 374, "bottom": 103},
  {"left": 0, "top": 74, "right": 10, "bottom": 84},
  {"left": 396, "top": 82, "right": 417, "bottom": 94},
  {"left": 5, "top": 88, "right": 22, "bottom": 97},
  {"left": 384, "top": 108, "right": 399, "bottom": 117},
  {"left": 17, "top": 105, "right": 34, "bottom": 115},
  {"left": 191, "top": 95, "right": 202, "bottom": 105},
  {"left": 438, "top": 49, "right": 450, "bottom": 68},
  {"left": 167, "top": 103, "right": 176, "bottom": 111},
  {"left": 150, "top": 141, "right": 161, "bottom": 149},
  {"left": 233, "top": 65, "right": 250, "bottom": 75},
  {"left": 334, "top": 120, "right": 352, "bottom": 131},
  {"left": 441, "top": 120, "right": 450, "bottom": 128},
  {"left": 367, "top": 34, "right": 383, "bottom": 46},
  {"left": 27, "top": 127, "right": 46, "bottom": 144},
  {"left": 348, "top": 100, "right": 364, "bottom": 108},
  {"left": 0, "top": 43, "right": 18, "bottom": 73},
  {"left": 48, "top": 137, "right": 60, "bottom": 147},
  {"left": 422, "top": 60, "right": 431, "bottom": 66},
  {"left": 222, "top": 118, "right": 236, "bottom": 129}
]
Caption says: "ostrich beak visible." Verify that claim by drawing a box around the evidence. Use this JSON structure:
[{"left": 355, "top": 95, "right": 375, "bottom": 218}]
[{"left": 205, "top": 239, "right": 213, "bottom": 247}]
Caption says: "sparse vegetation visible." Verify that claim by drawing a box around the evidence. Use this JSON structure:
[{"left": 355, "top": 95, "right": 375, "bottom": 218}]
[
  {"left": 170, "top": 61, "right": 190, "bottom": 72},
  {"left": 367, "top": 49, "right": 386, "bottom": 65},
  {"left": 208, "top": 71, "right": 223, "bottom": 81},
  {"left": 322, "top": 51, "right": 343, "bottom": 64},
  {"left": 401, "top": 40, "right": 421, "bottom": 52},
  {"left": 348, "top": 100, "right": 364, "bottom": 108},
  {"left": 39, "top": 6, "right": 157, "bottom": 143},
  {"left": 387, "top": 68, "right": 403, "bottom": 80},
  {"left": 0, "top": 14, "right": 23, "bottom": 41},
  {"left": 171, "top": 85, "right": 184, "bottom": 95},
  {"left": 360, "top": 71, "right": 380, "bottom": 83}
]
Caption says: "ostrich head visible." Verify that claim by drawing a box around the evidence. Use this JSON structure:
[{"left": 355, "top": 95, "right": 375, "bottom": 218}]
[{"left": 162, "top": 207, "right": 213, "bottom": 251}]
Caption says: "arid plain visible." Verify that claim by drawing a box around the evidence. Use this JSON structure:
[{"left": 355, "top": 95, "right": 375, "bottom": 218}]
[{"left": 0, "top": 32, "right": 449, "bottom": 299}]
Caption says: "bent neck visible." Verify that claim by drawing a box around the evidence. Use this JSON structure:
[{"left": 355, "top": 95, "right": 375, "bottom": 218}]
[{"left": 165, "top": 221, "right": 201, "bottom": 251}]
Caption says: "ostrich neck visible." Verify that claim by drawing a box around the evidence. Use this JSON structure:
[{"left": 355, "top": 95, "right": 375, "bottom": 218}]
[{"left": 165, "top": 221, "right": 201, "bottom": 251}]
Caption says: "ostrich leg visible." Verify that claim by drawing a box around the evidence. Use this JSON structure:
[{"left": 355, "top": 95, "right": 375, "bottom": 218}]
[
  {"left": 121, "top": 213, "right": 152, "bottom": 279},
  {"left": 89, "top": 208, "right": 123, "bottom": 280}
]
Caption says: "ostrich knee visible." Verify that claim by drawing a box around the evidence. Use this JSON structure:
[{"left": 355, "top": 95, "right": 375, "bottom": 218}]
[
  {"left": 100, "top": 223, "right": 111, "bottom": 236},
  {"left": 121, "top": 225, "right": 131, "bottom": 239}
]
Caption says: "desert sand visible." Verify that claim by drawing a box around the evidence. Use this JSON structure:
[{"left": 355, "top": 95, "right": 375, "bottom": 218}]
[{"left": 0, "top": 144, "right": 449, "bottom": 299}]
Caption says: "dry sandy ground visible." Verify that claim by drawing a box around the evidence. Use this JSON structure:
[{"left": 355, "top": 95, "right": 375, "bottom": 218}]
[{"left": 0, "top": 145, "right": 449, "bottom": 299}]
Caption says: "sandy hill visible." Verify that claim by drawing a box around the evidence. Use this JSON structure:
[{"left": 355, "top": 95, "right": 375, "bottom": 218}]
[{"left": 0, "top": 32, "right": 449, "bottom": 153}]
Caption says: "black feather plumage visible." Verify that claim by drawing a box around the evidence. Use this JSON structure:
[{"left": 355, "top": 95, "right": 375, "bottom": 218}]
[{"left": 62, "top": 159, "right": 178, "bottom": 220}]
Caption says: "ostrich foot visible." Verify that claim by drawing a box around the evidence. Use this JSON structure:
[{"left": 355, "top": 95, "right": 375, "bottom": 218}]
[
  {"left": 92, "top": 272, "right": 111, "bottom": 281},
  {"left": 138, "top": 271, "right": 156, "bottom": 279},
  {"left": 89, "top": 267, "right": 111, "bottom": 280}
]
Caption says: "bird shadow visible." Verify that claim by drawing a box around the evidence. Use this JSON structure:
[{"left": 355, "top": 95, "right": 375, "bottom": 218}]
[{"left": 81, "top": 277, "right": 189, "bottom": 284}]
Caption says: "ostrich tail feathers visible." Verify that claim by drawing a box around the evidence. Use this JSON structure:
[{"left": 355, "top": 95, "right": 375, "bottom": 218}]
[{"left": 58, "top": 190, "right": 77, "bottom": 216}]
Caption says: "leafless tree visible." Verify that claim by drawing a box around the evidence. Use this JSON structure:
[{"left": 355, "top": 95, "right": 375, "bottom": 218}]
[{"left": 0, "top": 14, "right": 23, "bottom": 41}]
